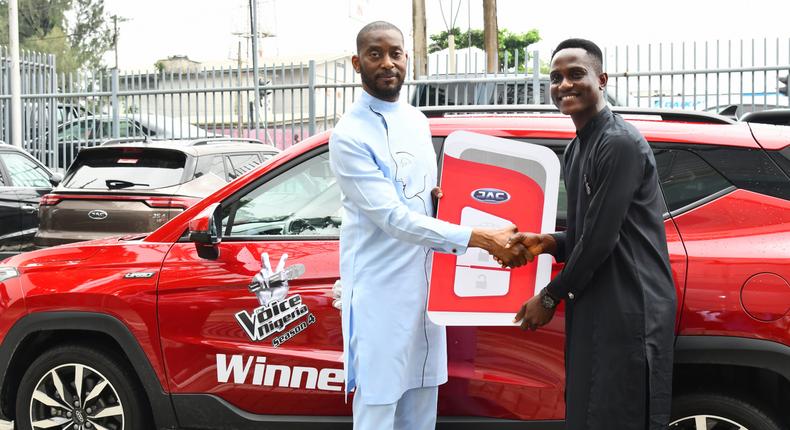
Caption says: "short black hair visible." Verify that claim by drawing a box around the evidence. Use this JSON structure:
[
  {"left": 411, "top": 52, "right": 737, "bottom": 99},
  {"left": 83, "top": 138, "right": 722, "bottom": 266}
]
[
  {"left": 356, "top": 21, "right": 404, "bottom": 53},
  {"left": 552, "top": 38, "right": 603, "bottom": 73}
]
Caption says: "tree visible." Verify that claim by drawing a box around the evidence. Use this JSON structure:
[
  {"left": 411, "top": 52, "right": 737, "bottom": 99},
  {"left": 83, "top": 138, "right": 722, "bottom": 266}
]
[
  {"left": 429, "top": 27, "right": 541, "bottom": 72},
  {"left": 0, "top": 0, "right": 113, "bottom": 74}
]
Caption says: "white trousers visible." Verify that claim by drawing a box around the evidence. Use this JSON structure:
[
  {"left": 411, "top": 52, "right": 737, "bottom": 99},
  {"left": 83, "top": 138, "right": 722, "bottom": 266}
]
[{"left": 352, "top": 385, "right": 439, "bottom": 430}]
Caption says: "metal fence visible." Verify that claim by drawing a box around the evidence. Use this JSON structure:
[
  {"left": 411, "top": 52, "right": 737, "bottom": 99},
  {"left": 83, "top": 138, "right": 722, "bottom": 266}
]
[{"left": 1, "top": 38, "right": 789, "bottom": 171}]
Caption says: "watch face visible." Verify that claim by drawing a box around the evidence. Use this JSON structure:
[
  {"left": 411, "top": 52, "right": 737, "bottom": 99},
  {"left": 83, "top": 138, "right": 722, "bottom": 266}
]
[{"left": 541, "top": 293, "right": 556, "bottom": 309}]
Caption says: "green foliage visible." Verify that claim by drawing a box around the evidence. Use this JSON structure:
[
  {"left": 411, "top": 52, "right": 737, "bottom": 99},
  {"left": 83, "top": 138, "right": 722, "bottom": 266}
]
[
  {"left": 428, "top": 27, "right": 541, "bottom": 72},
  {"left": 0, "top": 0, "right": 113, "bottom": 74}
]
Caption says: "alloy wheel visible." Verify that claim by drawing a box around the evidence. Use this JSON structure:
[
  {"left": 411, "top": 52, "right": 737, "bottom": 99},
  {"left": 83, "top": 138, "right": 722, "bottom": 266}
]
[
  {"left": 669, "top": 414, "right": 749, "bottom": 430},
  {"left": 28, "top": 363, "right": 124, "bottom": 430}
]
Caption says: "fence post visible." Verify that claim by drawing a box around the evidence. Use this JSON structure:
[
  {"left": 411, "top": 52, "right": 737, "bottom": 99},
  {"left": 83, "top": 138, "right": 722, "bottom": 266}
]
[
  {"left": 111, "top": 68, "right": 120, "bottom": 138},
  {"left": 308, "top": 60, "right": 316, "bottom": 136},
  {"left": 532, "top": 50, "right": 541, "bottom": 104},
  {"left": 49, "top": 54, "right": 57, "bottom": 169}
]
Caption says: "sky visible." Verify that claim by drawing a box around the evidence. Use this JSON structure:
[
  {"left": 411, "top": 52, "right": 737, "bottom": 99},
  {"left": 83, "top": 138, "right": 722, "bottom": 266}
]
[{"left": 102, "top": 0, "right": 790, "bottom": 72}]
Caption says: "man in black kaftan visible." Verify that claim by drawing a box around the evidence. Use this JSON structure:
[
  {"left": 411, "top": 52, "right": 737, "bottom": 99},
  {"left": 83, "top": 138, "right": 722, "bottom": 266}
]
[{"left": 511, "top": 39, "right": 677, "bottom": 430}]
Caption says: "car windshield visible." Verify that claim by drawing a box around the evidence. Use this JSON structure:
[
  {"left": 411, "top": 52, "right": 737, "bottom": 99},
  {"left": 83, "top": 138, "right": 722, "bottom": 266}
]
[{"left": 62, "top": 147, "right": 187, "bottom": 190}]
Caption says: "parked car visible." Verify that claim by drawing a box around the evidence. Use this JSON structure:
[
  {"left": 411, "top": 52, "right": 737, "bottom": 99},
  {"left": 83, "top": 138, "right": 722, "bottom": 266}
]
[
  {"left": 409, "top": 74, "right": 623, "bottom": 107},
  {"left": 34, "top": 137, "right": 279, "bottom": 247},
  {"left": 741, "top": 108, "right": 790, "bottom": 126},
  {"left": 0, "top": 142, "right": 61, "bottom": 258},
  {"left": 704, "top": 103, "right": 788, "bottom": 120},
  {"left": 1, "top": 107, "right": 789, "bottom": 430},
  {"left": 51, "top": 114, "right": 214, "bottom": 167}
]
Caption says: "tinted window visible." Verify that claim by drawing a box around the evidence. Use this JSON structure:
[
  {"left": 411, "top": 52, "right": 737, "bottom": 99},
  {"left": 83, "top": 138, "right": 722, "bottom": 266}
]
[
  {"left": 221, "top": 152, "right": 340, "bottom": 237},
  {"left": 690, "top": 146, "right": 790, "bottom": 202},
  {"left": 653, "top": 149, "right": 732, "bottom": 212},
  {"left": 768, "top": 146, "right": 790, "bottom": 178},
  {"left": 227, "top": 153, "right": 263, "bottom": 180},
  {"left": 1, "top": 152, "right": 51, "bottom": 187},
  {"left": 63, "top": 148, "right": 187, "bottom": 190}
]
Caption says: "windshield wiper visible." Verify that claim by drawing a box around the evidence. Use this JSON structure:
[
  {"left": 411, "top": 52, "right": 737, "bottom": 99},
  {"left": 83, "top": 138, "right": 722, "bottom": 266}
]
[
  {"left": 106, "top": 179, "right": 149, "bottom": 189},
  {"left": 76, "top": 178, "right": 97, "bottom": 189}
]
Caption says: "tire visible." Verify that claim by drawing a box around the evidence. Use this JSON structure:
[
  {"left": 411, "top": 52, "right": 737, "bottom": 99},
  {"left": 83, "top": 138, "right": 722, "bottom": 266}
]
[
  {"left": 15, "top": 344, "right": 151, "bottom": 430},
  {"left": 670, "top": 392, "right": 783, "bottom": 430}
]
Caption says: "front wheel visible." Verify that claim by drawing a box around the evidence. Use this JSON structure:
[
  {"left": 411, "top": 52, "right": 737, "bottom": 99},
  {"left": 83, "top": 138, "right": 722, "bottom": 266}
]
[
  {"left": 15, "top": 345, "right": 150, "bottom": 430},
  {"left": 670, "top": 392, "right": 783, "bottom": 430}
]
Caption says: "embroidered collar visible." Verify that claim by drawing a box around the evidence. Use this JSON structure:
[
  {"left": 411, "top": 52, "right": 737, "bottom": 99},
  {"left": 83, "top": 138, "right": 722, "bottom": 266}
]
[{"left": 359, "top": 90, "right": 401, "bottom": 113}]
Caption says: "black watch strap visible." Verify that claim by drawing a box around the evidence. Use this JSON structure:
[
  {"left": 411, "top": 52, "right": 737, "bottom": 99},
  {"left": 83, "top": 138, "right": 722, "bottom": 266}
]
[{"left": 540, "top": 288, "right": 560, "bottom": 309}]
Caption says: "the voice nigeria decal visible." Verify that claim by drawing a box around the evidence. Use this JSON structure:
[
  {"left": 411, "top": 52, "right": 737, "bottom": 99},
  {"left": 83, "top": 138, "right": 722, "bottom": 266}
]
[{"left": 234, "top": 252, "right": 315, "bottom": 348}]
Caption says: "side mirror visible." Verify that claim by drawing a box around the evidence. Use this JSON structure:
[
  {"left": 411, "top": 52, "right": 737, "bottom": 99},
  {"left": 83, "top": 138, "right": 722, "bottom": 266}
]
[
  {"left": 188, "top": 203, "right": 222, "bottom": 258},
  {"left": 49, "top": 172, "right": 63, "bottom": 187}
]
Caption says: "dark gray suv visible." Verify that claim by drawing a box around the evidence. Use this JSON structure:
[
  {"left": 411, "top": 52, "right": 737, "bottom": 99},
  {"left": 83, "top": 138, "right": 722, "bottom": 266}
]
[{"left": 34, "top": 137, "right": 279, "bottom": 247}]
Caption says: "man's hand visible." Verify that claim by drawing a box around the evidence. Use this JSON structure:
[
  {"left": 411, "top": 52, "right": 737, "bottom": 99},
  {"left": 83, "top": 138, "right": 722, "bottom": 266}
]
[
  {"left": 470, "top": 225, "right": 531, "bottom": 268},
  {"left": 513, "top": 293, "right": 556, "bottom": 331},
  {"left": 431, "top": 187, "right": 443, "bottom": 200},
  {"left": 506, "top": 232, "right": 558, "bottom": 258}
]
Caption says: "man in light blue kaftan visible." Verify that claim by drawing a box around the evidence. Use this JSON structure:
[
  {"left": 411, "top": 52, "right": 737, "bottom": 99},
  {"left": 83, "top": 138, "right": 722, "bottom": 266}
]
[{"left": 329, "top": 21, "right": 524, "bottom": 430}]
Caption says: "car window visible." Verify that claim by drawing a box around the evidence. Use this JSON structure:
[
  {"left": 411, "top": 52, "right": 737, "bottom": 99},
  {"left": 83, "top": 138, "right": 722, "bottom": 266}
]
[
  {"left": 1, "top": 152, "right": 51, "bottom": 188},
  {"left": 58, "top": 120, "right": 94, "bottom": 141},
  {"left": 63, "top": 148, "right": 187, "bottom": 190},
  {"left": 195, "top": 155, "right": 227, "bottom": 181},
  {"left": 653, "top": 149, "right": 732, "bottom": 212},
  {"left": 227, "top": 153, "right": 263, "bottom": 180},
  {"left": 113, "top": 120, "right": 139, "bottom": 138},
  {"left": 221, "top": 152, "right": 341, "bottom": 237}
]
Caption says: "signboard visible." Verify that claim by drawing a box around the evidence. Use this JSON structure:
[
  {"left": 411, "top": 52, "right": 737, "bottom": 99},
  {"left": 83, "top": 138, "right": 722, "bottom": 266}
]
[{"left": 428, "top": 131, "right": 560, "bottom": 326}]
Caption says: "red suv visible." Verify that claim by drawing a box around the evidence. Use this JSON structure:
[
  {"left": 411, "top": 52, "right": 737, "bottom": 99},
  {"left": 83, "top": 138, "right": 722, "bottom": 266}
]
[{"left": 0, "top": 107, "right": 788, "bottom": 430}]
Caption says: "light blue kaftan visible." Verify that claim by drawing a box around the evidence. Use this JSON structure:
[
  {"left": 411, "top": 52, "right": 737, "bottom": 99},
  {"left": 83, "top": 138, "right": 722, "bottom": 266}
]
[{"left": 329, "top": 90, "right": 472, "bottom": 405}]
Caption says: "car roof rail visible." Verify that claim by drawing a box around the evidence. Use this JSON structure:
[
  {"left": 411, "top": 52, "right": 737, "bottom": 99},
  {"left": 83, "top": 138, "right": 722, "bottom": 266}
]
[
  {"left": 187, "top": 137, "right": 266, "bottom": 146},
  {"left": 101, "top": 136, "right": 150, "bottom": 146},
  {"left": 420, "top": 104, "right": 736, "bottom": 125}
]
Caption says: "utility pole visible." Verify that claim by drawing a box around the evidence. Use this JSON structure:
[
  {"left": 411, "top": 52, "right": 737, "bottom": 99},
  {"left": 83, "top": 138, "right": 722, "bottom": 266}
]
[
  {"left": 483, "top": 0, "right": 498, "bottom": 73},
  {"left": 8, "top": 0, "right": 22, "bottom": 148},
  {"left": 439, "top": 0, "right": 463, "bottom": 74},
  {"left": 249, "top": 0, "right": 261, "bottom": 137},
  {"left": 412, "top": 0, "right": 427, "bottom": 79},
  {"left": 110, "top": 15, "right": 130, "bottom": 70}
]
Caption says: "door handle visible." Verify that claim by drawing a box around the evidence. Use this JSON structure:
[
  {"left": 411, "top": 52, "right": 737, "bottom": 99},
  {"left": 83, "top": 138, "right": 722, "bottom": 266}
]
[{"left": 21, "top": 205, "right": 38, "bottom": 214}]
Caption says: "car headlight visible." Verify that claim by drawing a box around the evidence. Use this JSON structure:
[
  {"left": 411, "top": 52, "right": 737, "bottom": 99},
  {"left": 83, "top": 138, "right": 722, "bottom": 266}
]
[{"left": 0, "top": 267, "right": 19, "bottom": 282}]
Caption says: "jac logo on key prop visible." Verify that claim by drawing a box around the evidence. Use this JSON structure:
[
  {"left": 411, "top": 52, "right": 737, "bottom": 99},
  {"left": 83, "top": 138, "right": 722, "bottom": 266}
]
[{"left": 471, "top": 188, "right": 510, "bottom": 204}]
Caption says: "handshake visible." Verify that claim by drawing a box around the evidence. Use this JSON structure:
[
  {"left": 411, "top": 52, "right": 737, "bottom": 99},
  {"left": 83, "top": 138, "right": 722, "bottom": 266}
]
[{"left": 469, "top": 226, "right": 557, "bottom": 268}]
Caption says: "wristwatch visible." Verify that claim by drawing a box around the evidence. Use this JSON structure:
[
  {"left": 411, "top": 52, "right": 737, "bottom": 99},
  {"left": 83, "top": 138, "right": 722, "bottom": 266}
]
[{"left": 540, "top": 288, "right": 560, "bottom": 310}]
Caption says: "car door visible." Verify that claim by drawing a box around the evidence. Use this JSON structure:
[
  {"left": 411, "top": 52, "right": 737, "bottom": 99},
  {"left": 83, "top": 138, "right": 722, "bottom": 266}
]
[
  {"left": 0, "top": 158, "right": 22, "bottom": 257},
  {"left": 0, "top": 150, "right": 53, "bottom": 254},
  {"left": 157, "top": 146, "right": 348, "bottom": 422}
]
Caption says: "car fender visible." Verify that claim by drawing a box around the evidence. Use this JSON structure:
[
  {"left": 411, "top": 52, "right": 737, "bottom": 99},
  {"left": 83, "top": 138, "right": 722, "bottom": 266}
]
[
  {"left": 675, "top": 335, "right": 790, "bottom": 383},
  {"left": 0, "top": 311, "right": 178, "bottom": 429}
]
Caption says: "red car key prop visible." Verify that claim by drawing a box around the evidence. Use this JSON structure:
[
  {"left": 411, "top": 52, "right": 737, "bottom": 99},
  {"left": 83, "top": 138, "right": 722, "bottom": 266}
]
[{"left": 429, "top": 131, "right": 560, "bottom": 325}]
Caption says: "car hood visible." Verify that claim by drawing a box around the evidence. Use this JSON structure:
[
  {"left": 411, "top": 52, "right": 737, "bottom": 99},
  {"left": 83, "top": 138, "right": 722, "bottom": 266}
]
[{"left": 1, "top": 234, "right": 146, "bottom": 268}]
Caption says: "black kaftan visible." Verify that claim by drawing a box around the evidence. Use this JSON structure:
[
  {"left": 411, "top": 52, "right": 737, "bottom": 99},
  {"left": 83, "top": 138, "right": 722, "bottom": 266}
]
[{"left": 546, "top": 107, "right": 676, "bottom": 430}]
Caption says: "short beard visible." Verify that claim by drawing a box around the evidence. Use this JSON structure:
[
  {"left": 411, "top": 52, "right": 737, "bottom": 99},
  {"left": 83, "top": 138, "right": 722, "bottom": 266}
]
[{"left": 359, "top": 65, "right": 403, "bottom": 100}]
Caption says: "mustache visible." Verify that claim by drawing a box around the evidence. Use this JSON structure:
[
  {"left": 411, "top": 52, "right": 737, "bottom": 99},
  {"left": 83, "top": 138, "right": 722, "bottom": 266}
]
[{"left": 376, "top": 71, "right": 400, "bottom": 79}]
